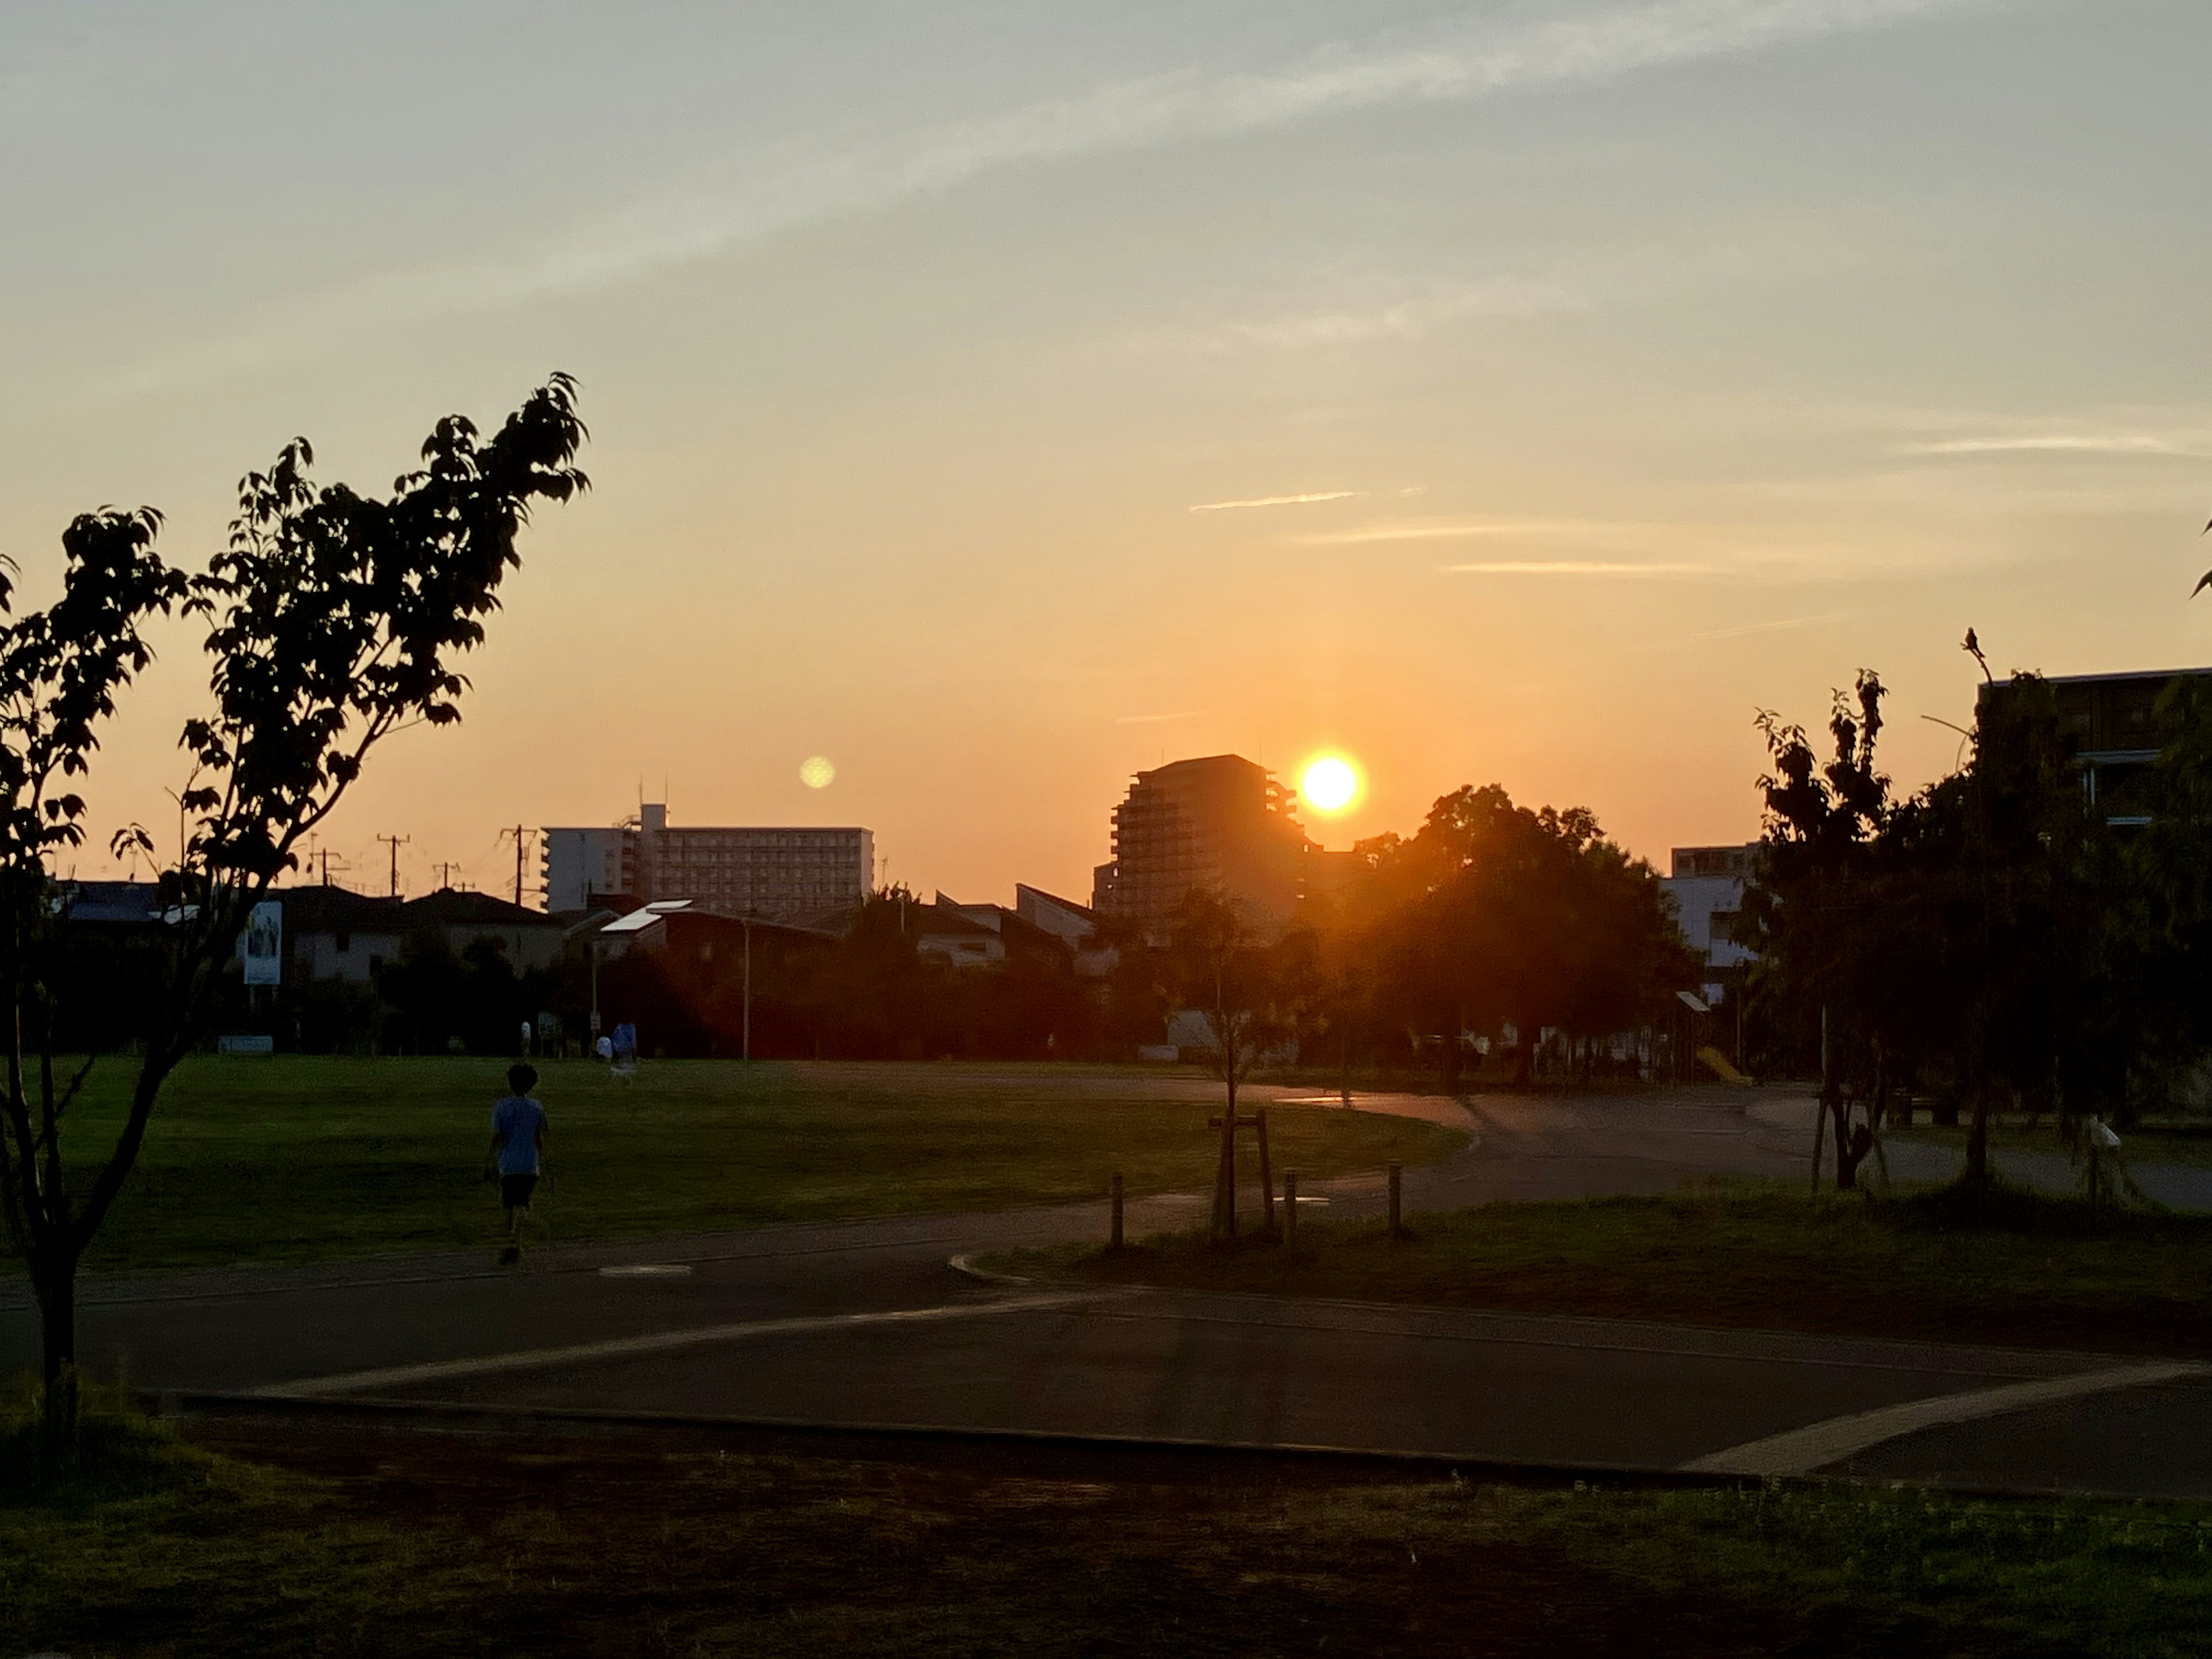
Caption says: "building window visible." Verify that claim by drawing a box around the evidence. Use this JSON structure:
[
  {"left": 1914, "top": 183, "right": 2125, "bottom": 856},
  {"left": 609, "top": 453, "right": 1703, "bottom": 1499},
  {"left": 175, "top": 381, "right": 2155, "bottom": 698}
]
[{"left": 335, "top": 929, "right": 351, "bottom": 953}]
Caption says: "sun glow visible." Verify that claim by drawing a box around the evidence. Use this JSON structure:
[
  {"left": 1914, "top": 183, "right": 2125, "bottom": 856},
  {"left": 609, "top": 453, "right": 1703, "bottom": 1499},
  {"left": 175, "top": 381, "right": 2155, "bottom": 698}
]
[{"left": 1300, "top": 755, "right": 1361, "bottom": 815}]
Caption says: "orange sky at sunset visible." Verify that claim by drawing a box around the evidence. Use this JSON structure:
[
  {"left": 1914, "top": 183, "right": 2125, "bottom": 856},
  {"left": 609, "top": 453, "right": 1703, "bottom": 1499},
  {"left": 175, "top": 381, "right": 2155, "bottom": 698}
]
[{"left": 4, "top": 2, "right": 2208, "bottom": 903}]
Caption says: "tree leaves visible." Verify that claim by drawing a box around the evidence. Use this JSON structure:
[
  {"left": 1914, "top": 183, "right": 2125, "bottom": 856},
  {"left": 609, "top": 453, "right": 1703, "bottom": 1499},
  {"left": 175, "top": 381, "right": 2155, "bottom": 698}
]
[{"left": 181, "top": 372, "right": 588, "bottom": 889}]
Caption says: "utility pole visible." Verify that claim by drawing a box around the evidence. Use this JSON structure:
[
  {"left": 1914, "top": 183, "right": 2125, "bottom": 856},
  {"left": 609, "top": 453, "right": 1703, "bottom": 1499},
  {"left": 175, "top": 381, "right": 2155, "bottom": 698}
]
[
  {"left": 435, "top": 860, "right": 460, "bottom": 891},
  {"left": 377, "top": 834, "right": 410, "bottom": 899},
  {"left": 499, "top": 825, "right": 529, "bottom": 908}
]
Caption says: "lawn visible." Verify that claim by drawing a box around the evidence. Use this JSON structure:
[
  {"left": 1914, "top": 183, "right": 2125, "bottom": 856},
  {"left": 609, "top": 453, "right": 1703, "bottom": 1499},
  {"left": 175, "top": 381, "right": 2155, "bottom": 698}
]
[
  {"left": 1891, "top": 1116, "right": 2212, "bottom": 1172},
  {"left": 1007, "top": 1183, "right": 2212, "bottom": 1355},
  {"left": 3, "top": 1410, "right": 2207, "bottom": 1657},
  {"left": 27, "top": 1056, "right": 1461, "bottom": 1274}
]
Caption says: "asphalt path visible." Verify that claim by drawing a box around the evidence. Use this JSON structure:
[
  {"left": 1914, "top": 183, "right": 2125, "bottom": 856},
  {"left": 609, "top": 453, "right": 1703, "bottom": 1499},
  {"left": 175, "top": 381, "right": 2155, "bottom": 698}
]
[{"left": 6, "top": 1084, "right": 2206, "bottom": 1498}]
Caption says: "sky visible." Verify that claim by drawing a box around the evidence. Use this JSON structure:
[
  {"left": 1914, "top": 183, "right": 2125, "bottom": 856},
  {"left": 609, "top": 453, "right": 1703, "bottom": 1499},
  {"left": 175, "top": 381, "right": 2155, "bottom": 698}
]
[{"left": 2, "top": 0, "right": 2209, "bottom": 904}]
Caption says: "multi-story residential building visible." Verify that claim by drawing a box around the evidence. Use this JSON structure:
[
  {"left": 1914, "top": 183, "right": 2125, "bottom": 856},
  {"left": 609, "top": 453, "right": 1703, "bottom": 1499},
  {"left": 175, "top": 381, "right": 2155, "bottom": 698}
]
[
  {"left": 1658, "top": 844, "right": 1760, "bottom": 1001},
  {"left": 1091, "top": 754, "right": 1310, "bottom": 939},
  {"left": 1978, "top": 666, "right": 2212, "bottom": 828},
  {"left": 542, "top": 804, "right": 873, "bottom": 921}
]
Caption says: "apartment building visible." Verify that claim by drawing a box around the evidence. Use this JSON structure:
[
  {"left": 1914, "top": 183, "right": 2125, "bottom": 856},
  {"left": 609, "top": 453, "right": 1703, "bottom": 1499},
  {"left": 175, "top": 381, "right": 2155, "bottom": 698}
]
[
  {"left": 543, "top": 803, "right": 873, "bottom": 921},
  {"left": 1658, "top": 843, "right": 1760, "bottom": 1002},
  {"left": 1978, "top": 666, "right": 2212, "bottom": 827},
  {"left": 1091, "top": 753, "right": 1309, "bottom": 939}
]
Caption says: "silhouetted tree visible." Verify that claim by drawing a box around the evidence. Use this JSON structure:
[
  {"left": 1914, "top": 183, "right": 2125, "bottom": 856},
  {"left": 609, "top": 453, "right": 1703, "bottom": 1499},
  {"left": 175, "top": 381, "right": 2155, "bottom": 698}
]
[
  {"left": 1751, "top": 662, "right": 2135, "bottom": 1188},
  {"left": 1168, "top": 891, "right": 1312, "bottom": 1242},
  {"left": 0, "top": 376, "right": 586, "bottom": 1468},
  {"left": 1362, "top": 786, "right": 1689, "bottom": 1090},
  {"left": 1748, "top": 672, "right": 1895, "bottom": 1187}
]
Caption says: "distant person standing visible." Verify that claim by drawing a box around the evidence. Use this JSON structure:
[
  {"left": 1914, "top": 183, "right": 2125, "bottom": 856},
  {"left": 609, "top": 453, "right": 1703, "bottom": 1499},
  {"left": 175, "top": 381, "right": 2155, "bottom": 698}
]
[{"left": 487, "top": 1063, "right": 548, "bottom": 1266}]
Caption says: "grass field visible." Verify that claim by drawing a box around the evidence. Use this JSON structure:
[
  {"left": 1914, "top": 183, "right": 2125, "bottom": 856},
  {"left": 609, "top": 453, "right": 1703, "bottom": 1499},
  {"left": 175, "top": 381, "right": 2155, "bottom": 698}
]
[
  {"left": 3, "top": 1411, "right": 2206, "bottom": 1657},
  {"left": 1891, "top": 1116, "right": 2212, "bottom": 1172},
  {"left": 1006, "top": 1183, "right": 2212, "bottom": 1355},
  {"left": 26, "top": 1056, "right": 1461, "bottom": 1274}
]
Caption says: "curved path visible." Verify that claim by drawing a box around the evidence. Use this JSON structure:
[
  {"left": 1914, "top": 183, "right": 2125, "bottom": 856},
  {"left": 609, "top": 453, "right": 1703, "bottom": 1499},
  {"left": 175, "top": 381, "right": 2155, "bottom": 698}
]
[{"left": 7, "top": 1084, "right": 2205, "bottom": 1499}]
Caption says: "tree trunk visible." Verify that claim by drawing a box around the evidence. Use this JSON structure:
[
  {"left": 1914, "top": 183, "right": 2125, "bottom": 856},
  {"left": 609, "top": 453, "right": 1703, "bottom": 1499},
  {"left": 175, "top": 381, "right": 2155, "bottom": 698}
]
[
  {"left": 1211, "top": 1060, "right": 1238, "bottom": 1243},
  {"left": 1965, "top": 1087, "right": 1991, "bottom": 1185},
  {"left": 1818, "top": 1003, "right": 1847, "bottom": 1190},
  {"left": 1963, "top": 1030, "right": 1991, "bottom": 1184},
  {"left": 35, "top": 1249, "right": 78, "bottom": 1478}
]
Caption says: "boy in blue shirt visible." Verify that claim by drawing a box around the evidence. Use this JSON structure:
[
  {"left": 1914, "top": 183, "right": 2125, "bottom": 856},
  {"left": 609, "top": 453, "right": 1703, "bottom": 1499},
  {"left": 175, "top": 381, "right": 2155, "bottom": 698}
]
[{"left": 487, "top": 1063, "right": 548, "bottom": 1266}]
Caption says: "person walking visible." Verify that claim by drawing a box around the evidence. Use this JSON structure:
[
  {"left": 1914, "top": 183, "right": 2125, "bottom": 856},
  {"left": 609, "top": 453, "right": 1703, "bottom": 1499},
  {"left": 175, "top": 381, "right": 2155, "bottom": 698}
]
[{"left": 487, "top": 1062, "right": 548, "bottom": 1266}]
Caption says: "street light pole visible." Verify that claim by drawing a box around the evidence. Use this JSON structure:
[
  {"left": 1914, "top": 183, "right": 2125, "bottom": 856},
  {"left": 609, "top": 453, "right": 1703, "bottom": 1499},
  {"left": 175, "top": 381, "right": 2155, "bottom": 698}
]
[{"left": 743, "top": 864, "right": 760, "bottom": 1063}]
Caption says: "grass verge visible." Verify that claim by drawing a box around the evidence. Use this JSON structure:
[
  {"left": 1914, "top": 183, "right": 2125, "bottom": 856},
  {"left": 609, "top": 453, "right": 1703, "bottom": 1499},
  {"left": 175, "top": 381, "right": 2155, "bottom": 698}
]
[
  {"left": 24, "top": 1056, "right": 1460, "bottom": 1274},
  {"left": 1892, "top": 1118, "right": 2212, "bottom": 1173},
  {"left": 1, "top": 1412, "right": 2206, "bottom": 1657},
  {"left": 1004, "top": 1183, "right": 2212, "bottom": 1355}
]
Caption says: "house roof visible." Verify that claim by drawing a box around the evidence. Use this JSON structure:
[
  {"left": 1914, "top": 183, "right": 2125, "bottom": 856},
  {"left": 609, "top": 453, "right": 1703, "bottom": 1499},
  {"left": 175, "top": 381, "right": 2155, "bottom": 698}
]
[
  {"left": 269, "top": 884, "right": 559, "bottom": 933},
  {"left": 1016, "top": 882, "right": 1097, "bottom": 925},
  {"left": 56, "top": 881, "right": 171, "bottom": 925},
  {"left": 594, "top": 902, "right": 843, "bottom": 944},
  {"left": 600, "top": 901, "right": 688, "bottom": 936},
  {"left": 273, "top": 885, "right": 406, "bottom": 934},
  {"left": 401, "top": 888, "right": 560, "bottom": 928},
  {"left": 910, "top": 903, "right": 997, "bottom": 939}
]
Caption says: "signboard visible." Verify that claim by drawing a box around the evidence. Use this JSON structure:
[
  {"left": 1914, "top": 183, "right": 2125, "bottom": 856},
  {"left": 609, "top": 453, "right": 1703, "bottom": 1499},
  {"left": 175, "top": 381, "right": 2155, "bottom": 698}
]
[{"left": 241, "top": 899, "right": 284, "bottom": 987}]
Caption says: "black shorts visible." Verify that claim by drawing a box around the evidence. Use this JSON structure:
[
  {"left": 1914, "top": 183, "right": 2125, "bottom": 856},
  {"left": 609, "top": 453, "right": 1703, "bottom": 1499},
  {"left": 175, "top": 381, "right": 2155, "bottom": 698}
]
[{"left": 500, "top": 1173, "right": 539, "bottom": 1210}]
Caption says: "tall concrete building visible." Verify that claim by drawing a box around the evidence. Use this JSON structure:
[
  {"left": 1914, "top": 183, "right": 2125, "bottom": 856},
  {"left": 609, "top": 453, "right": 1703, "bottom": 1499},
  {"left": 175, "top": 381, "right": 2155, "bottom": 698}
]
[
  {"left": 542, "top": 804, "right": 873, "bottom": 920},
  {"left": 1978, "top": 666, "right": 2212, "bottom": 828},
  {"left": 1091, "top": 754, "right": 1309, "bottom": 938}
]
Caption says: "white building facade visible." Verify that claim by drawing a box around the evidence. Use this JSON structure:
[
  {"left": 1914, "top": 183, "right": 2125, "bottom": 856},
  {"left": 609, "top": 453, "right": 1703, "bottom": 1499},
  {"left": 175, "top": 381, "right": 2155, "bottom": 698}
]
[{"left": 1657, "top": 843, "right": 1760, "bottom": 1003}]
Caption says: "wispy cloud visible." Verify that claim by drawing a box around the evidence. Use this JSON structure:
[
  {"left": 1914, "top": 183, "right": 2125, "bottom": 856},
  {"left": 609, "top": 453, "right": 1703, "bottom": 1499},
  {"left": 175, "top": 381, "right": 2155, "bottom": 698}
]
[
  {"left": 1631, "top": 611, "right": 1849, "bottom": 650},
  {"left": 498, "top": 0, "right": 2008, "bottom": 305},
  {"left": 1115, "top": 710, "right": 1207, "bottom": 725},
  {"left": 1904, "top": 434, "right": 2205, "bottom": 457},
  {"left": 1438, "top": 560, "right": 1716, "bottom": 577},
  {"left": 89, "top": 0, "right": 2006, "bottom": 388},
  {"left": 1190, "top": 491, "right": 1363, "bottom": 513},
  {"left": 1192, "top": 278, "right": 1584, "bottom": 350},
  {"left": 1297, "top": 519, "right": 1612, "bottom": 545}
]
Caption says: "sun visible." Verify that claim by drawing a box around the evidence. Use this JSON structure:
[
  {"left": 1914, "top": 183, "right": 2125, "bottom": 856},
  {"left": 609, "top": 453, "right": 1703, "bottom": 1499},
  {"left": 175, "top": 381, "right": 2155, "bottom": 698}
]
[{"left": 1300, "top": 755, "right": 1361, "bottom": 815}]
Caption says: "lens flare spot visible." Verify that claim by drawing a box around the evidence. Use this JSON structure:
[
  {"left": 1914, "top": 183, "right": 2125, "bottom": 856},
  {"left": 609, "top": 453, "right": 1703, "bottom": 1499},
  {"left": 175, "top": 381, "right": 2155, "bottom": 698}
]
[
  {"left": 1300, "top": 755, "right": 1359, "bottom": 814},
  {"left": 799, "top": 756, "right": 836, "bottom": 789}
]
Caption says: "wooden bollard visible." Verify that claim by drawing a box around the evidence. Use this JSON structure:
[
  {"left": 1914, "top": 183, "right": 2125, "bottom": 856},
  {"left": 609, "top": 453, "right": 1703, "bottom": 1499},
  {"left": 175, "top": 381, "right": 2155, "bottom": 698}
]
[
  {"left": 1282, "top": 1171, "right": 1298, "bottom": 1252},
  {"left": 1388, "top": 1161, "right": 1403, "bottom": 1237},
  {"left": 1256, "top": 1108, "right": 1274, "bottom": 1232},
  {"left": 1110, "top": 1172, "right": 1124, "bottom": 1250}
]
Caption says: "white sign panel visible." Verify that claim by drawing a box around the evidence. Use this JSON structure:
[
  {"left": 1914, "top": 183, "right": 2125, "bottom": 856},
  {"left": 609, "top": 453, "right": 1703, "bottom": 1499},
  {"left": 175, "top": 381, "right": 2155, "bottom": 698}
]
[{"left": 241, "top": 899, "right": 284, "bottom": 987}]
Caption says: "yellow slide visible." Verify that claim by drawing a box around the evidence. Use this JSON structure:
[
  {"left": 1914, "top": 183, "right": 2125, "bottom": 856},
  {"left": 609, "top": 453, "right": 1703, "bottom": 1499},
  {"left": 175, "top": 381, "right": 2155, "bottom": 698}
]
[{"left": 1697, "top": 1046, "right": 1753, "bottom": 1088}]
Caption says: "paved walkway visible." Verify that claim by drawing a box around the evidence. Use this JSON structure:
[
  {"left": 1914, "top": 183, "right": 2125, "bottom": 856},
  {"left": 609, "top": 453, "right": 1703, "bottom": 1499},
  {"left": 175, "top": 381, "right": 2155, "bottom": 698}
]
[{"left": 9, "top": 1084, "right": 2208, "bottom": 1498}]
